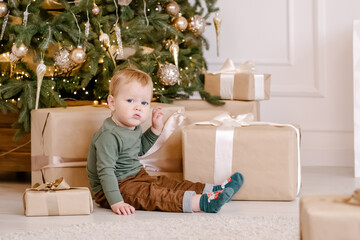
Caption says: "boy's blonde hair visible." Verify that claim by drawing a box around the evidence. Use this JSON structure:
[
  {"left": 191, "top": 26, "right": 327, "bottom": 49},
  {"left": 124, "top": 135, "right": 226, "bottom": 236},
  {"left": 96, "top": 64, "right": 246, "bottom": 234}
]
[{"left": 109, "top": 68, "right": 153, "bottom": 96}]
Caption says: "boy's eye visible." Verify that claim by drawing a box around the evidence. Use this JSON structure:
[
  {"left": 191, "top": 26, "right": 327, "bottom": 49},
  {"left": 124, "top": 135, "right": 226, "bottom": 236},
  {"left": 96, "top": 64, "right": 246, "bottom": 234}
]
[
  {"left": 141, "top": 101, "right": 149, "bottom": 106},
  {"left": 126, "top": 99, "right": 133, "bottom": 103}
]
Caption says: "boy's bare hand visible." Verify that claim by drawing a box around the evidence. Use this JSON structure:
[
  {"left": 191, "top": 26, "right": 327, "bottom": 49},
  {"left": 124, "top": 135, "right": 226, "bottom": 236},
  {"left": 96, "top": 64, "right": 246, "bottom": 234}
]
[
  {"left": 111, "top": 201, "right": 135, "bottom": 215},
  {"left": 151, "top": 106, "right": 164, "bottom": 135}
]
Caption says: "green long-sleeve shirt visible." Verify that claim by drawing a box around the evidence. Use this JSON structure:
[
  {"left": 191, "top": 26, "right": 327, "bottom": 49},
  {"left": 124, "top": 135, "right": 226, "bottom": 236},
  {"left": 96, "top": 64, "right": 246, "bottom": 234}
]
[{"left": 87, "top": 117, "right": 159, "bottom": 205}]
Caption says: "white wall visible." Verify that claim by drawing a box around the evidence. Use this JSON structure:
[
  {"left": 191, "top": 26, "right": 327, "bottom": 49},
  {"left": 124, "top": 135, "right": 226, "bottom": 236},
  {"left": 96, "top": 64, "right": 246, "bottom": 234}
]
[{"left": 203, "top": 0, "right": 360, "bottom": 167}]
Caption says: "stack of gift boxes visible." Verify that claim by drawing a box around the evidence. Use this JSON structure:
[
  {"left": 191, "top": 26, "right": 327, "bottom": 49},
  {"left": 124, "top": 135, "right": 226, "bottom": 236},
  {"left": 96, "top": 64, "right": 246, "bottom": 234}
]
[
  {"left": 25, "top": 58, "right": 302, "bottom": 216},
  {"left": 26, "top": 59, "right": 360, "bottom": 240}
]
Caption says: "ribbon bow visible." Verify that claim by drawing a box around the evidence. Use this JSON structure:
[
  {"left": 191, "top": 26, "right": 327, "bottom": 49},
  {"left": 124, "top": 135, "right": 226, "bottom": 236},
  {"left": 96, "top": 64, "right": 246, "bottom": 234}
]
[
  {"left": 195, "top": 112, "right": 254, "bottom": 127},
  {"left": 32, "top": 177, "right": 71, "bottom": 191},
  {"left": 212, "top": 58, "right": 255, "bottom": 74},
  {"left": 344, "top": 189, "right": 360, "bottom": 206}
]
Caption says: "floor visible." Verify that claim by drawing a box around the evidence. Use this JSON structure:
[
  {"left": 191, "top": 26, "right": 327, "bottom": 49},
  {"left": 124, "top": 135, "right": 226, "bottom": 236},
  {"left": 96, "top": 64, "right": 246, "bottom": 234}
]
[{"left": 0, "top": 166, "right": 359, "bottom": 236}]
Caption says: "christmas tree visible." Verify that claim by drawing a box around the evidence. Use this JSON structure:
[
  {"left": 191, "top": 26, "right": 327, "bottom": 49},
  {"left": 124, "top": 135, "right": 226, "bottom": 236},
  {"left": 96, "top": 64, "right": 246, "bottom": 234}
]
[{"left": 0, "top": 0, "right": 220, "bottom": 139}]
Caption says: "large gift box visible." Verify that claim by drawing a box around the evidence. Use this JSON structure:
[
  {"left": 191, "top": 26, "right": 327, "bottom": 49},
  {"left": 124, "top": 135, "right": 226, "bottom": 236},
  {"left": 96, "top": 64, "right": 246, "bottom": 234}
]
[
  {"left": 23, "top": 178, "right": 93, "bottom": 216},
  {"left": 182, "top": 113, "right": 301, "bottom": 201},
  {"left": 204, "top": 59, "right": 271, "bottom": 100},
  {"left": 31, "top": 104, "right": 185, "bottom": 186},
  {"left": 300, "top": 191, "right": 360, "bottom": 240}
]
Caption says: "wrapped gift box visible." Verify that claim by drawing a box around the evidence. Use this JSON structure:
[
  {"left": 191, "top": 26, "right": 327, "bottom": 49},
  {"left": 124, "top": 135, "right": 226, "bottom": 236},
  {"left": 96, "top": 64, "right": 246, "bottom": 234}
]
[
  {"left": 172, "top": 100, "right": 260, "bottom": 120},
  {"left": 23, "top": 179, "right": 93, "bottom": 216},
  {"left": 31, "top": 104, "right": 184, "bottom": 185},
  {"left": 300, "top": 193, "right": 360, "bottom": 240},
  {"left": 182, "top": 118, "right": 301, "bottom": 201},
  {"left": 204, "top": 59, "right": 271, "bottom": 101},
  {"left": 204, "top": 72, "right": 271, "bottom": 101}
]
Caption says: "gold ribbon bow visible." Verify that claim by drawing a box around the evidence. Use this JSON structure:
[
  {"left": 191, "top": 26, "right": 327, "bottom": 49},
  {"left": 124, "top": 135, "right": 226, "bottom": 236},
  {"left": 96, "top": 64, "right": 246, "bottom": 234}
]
[
  {"left": 344, "top": 189, "right": 360, "bottom": 206},
  {"left": 32, "top": 177, "right": 71, "bottom": 191},
  {"left": 211, "top": 58, "right": 255, "bottom": 74}
]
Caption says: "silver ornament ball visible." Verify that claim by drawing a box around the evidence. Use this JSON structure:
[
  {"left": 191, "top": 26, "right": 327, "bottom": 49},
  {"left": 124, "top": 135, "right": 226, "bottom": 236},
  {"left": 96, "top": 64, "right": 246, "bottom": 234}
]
[
  {"left": 54, "top": 48, "right": 75, "bottom": 72},
  {"left": 0, "top": 1, "right": 8, "bottom": 18},
  {"left": 11, "top": 43, "right": 28, "bottom": 58},
  {"left": 118, "top": 0, "right": 132, "bottom": 6},
  {"left": 188, "top": 15, "right": 206, "bottom": 36},
  {"left": 157, "top": 63, "right": 180, "bottom": 86},
  {"left": 70, "top": 46, "right": 86, "bottom": 64},
  {"left": 166, "top": 1, "right": 179, "bottom": 16}
]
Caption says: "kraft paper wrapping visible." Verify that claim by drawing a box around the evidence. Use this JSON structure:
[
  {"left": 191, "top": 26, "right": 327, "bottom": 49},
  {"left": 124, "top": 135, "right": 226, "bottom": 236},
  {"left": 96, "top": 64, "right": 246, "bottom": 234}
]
[
  {"left": 300, "top": 194, "right": 360, "bottom": 240},
  {"left": 182, "top": 124, "right": 300, "bottom": 201},
  {"left": 171, "top": 100, "right": 260, "bottom": 121},
  {"left": 204, "top": 72, "right": 271, "bottom": 101},
  {"left": 23, "top": 187, "right": 93, "bottom": 216},
  {"left": 31, "top": 104, "right": 184, "bottom": 185},
  {"left": 23, "top": 177, "right": 93, "bottom": 216}
]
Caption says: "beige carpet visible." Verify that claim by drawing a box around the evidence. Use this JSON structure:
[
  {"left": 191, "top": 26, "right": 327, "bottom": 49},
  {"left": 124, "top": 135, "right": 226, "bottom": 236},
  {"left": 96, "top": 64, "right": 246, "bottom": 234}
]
[{"left": 2, "top": 215, "right": 299, "bottom": 240}]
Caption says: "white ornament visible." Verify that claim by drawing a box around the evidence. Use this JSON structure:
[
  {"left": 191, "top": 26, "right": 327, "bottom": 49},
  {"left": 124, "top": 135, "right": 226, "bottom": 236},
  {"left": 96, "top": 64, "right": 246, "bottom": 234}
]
[{"left": 35, "top": 60, "right": 46, "bottom": 110}]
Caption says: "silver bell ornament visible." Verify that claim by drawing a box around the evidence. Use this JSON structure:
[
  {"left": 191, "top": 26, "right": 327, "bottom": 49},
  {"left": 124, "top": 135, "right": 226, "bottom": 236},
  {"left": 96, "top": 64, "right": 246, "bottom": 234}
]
[
  {"left": 188, "top": 15, "right": 206, "bottom": 36},
  {"left": 54, "top": 48, "right": 75, "bottom": 73},
  {"left": 70, "top": 46, "right": 86, "bottom": 64},
  {"left": 0, "top": 0, "right": 8, "bottom": 17},
  {"left": 118, "top": 0, "right": 132, "bottom": 6},
  {"left": 157, "top": 63, "right": 180, "bottom": 86}
]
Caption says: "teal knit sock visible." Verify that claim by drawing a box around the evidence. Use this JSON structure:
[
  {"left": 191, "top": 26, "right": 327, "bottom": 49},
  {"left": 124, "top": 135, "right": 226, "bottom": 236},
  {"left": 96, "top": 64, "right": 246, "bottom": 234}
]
[
  {"left": 199, "top": 188, "right": 233, "bottom": 213},
  {"left": 213, "top": 172, "right": 244, "bottom": 201}
]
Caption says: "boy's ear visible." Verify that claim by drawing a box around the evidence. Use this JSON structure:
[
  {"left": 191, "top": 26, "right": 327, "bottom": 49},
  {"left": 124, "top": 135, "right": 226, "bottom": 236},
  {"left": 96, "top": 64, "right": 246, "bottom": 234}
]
[{"left": 107, "top": 95, "right": 115, "bottom": 111}]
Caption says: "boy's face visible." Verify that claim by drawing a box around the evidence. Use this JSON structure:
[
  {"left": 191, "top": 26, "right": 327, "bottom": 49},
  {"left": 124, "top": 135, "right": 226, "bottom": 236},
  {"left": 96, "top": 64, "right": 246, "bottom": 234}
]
[{"left": 108, "top": 80, "right": 152, "bottom": 129}]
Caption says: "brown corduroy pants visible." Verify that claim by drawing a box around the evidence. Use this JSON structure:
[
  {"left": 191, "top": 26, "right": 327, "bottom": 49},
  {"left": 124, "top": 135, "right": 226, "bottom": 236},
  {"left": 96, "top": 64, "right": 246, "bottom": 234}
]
[{"left": 94, "top": 168, "right": 205, "bottom": 212}]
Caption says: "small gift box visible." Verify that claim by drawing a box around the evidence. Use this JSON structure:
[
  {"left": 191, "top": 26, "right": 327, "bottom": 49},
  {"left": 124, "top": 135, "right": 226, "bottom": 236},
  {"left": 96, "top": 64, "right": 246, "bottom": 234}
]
[
  {"left": 300, "top": 190, "right": 360, "bottom": 240},
  {"left": 182, "top": 113, "right": 301, "bottom": 201},
  {"left": 23, "top": 177, "right": 93, "bottom": 216},
  {"left": 204, "top": 59, "right": 271, "bottom": 100}
]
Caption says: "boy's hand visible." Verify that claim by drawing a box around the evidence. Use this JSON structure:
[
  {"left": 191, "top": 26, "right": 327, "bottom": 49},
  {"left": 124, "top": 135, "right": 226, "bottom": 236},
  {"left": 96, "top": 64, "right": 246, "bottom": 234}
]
[
  {"left": 111, "top": 201, "right": 135, "bottom": 215},
  {"left": 151, "top": 106, "right": 164, "bottom": 135}
]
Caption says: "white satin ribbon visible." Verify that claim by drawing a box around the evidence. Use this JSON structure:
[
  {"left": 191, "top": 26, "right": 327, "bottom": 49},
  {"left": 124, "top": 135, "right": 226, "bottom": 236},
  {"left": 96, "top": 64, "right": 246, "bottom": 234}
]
[
  {"left": 139, "top": 109, "right": 185, "bottom": 159},
  {"left": 195, "top": 113, "right": 302, "bottom": 196},
  {"left": 254, "top": 74, "right": 265, "bottom": 100},
  {"left": 219, "top": 74, "right": 234, "bottom": 100}
]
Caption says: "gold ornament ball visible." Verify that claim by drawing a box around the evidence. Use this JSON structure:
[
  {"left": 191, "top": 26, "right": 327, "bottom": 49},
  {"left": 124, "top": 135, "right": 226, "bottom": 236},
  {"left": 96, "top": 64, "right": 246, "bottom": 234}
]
[
  {"left": 118, "top": 0, "right": 132, "bottom": 6},
  {"left": 173, "top": 15, "right": 188, "bottom": 32},
  {"left": 157, "top": 63, "right": 180, "bottom": 86},
  {"left": 11, "top": 43, "right": 28, "bottom": 58},
  {"left": 166, "top": 1, "right": 179, "bottom": 16},
  {"left": 70, "top": 46, "right": 86, "bottom": 64},
  {"left": 188, "top": 15, "right": 206, "bottom": 36},
  {"left": 0, "top": 1, "right": 8, "bottom": 18}
]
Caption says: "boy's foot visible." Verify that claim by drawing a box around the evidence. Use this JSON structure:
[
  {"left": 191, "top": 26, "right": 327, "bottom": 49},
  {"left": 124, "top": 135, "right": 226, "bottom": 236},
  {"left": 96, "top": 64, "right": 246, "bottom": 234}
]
[
  {"left": 213, "top": 172, "right": 244, "bottom": 201},
  {"left": 199, "top": 188, "right": 233, "bottom": 213}
]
